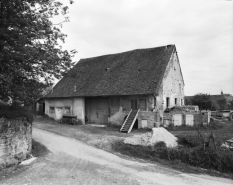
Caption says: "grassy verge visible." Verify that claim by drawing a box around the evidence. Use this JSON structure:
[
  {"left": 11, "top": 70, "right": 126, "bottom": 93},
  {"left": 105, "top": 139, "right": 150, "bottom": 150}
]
[
  {"left": 32, "top": 139, "right": 50, "bottom": 157},
  {"left": 112, "top": 120, "right": 233, "bottom": 179},
  {"left": 112, "top": 140, "right": 233, "bottom": 179}
]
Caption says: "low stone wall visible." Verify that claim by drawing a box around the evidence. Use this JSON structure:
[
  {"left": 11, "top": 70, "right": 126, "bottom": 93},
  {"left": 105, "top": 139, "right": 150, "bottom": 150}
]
[
  {"left": 0, "top": 118, "right": 32, "bottom": 169},
  {"left": 109, "top": 110, "right": 159, "bottom": 129},
  {"left": 163, "top": 112, "right": 203, "bottom": 126},
  {"left": 138, "top": 111, "right": 159, "bottom": 128}
]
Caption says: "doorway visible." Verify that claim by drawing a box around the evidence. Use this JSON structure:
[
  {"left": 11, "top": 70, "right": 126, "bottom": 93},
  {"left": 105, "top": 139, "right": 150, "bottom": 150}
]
[{"left": 131, "top": 99, "right": 138, "bottom": 110}]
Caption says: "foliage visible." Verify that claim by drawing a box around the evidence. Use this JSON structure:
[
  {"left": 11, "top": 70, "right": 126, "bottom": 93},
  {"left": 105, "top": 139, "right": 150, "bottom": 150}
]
[
  {"left": 0, "top": 103, "right": 33, "bottom": 122},
  {"left": 177, "top": 135, "right": 203, "bottom": 147},
  {"left": 184, "top": 97, "right": 192, "bottom": 105},
  {"left": 0, "top": 0, "right": 76, "bottom": 105},
  {"left": 208, "top": 120, "right": 225, "bottom": 130},
  {"left": 154, "top": 141, "right": 166, "bottom": 148},
  {"left": 192, "top": 93, "right": 213, "bottom": 110},
  {"left": 112, "top": 140, "right": 233, "bottom": 174},
  {"left": 228, "top": 100, "right": 233, "bottom": 109},
  {"left": 217, "top": 97, "right": 227, "bottom": 110}
]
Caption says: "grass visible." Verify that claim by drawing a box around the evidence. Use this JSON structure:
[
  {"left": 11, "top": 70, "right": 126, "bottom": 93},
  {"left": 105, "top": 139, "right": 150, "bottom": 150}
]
[
  {"left": 112, "top": 120, "right": 233, "bottom": 179},
  {"left": 33, "top": 117, "right": 233, "bottom": 178},
  {"left": 112, "top": 140, "right": 233, "bottom": 179}
]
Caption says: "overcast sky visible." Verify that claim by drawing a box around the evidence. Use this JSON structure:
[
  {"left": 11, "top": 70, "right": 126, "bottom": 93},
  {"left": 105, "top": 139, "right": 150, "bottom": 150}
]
[{"left": 54, "top": 0, "right": 233, "bottom": 96}]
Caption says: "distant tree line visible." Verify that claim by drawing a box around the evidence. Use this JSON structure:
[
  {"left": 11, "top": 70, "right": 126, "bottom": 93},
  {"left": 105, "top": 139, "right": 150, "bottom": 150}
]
[{"left": 185, "top": 93, "right": 233, "bottom": 110}]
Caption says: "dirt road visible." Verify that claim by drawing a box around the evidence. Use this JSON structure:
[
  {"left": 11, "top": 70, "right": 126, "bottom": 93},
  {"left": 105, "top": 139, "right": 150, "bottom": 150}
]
[{"left": 1, "top": 128, "right": 233, "bottom": 185}]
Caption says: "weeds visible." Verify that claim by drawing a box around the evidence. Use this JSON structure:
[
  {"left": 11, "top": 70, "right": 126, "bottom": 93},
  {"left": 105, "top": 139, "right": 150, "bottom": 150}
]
[{"left": 112, "top": 138, "right": 233, "bottom": 175}]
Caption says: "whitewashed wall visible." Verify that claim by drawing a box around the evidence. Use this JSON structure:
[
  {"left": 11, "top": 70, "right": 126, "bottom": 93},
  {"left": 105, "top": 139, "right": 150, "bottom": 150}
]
[
  {"left": 44, "top": 98, "right": 85, "bottom": 124},
  {"left": 162, "top": 51, "right": 185, "bottom": 110}
]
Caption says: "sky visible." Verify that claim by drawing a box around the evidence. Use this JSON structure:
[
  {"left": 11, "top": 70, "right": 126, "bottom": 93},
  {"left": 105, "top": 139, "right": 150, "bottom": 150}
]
[{"left": 53, "top": 0, "right": 233, "bottom": 96}]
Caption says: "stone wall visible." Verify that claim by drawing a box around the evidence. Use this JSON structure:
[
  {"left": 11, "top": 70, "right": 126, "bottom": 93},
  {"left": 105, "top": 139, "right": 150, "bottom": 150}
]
[
  {"left": 138, "top": 111, "right": 160, "bottom": 128},
  {"left": 163, "top": 112, "right": 203, "bottom": 126},
  {"left": 108, "top": 110, "right": 159, "bottom": 129},
  {"left": 0, "top": 118, "right": 32, "bottom": 169}
]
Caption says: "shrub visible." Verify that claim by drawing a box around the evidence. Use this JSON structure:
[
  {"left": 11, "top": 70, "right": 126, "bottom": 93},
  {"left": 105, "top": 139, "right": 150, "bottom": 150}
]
[
  {"left": 208, "top": 120, "right": 224, "bottom": 130},
  {"left": 177, "top": 135, "right": 203, "bottom": 147},
  {"left": 154, "top": 141, "right": 166, "bottom": 148},
  {"left": 112, "top": 140, "right": 233, "bottom": 174},
  {"left": 0, "top": 103, "right": 33, "bottom": 123}
]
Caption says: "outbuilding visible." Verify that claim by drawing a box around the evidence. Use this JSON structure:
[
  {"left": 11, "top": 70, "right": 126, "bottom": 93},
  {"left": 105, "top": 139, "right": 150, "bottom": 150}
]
[{"left": 43, "top": 45, "right": 185, "bottom": 131}]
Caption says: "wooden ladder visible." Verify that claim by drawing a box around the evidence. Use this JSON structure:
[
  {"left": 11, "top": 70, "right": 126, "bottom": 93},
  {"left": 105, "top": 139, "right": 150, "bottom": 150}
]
[{"left": 120, "top": 109, "right": 140, "bottom": 133}]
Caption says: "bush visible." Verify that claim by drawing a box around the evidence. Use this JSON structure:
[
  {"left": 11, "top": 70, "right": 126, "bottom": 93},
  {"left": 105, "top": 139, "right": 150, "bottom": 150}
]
[
  {"left": 208, "top": 120, "right": 224, "bottom": 130},
  {"left": 112, "top": 140, "right": 233, "bottom": 174},
  {"left": 0, "top": 103, "right": 33, "bottom": 123},
  {"left": 154, "top": 141, "right": 166, "bottom": 148},
  {"left": 177, "top": 135, "right": 203, "bottom": 147}
]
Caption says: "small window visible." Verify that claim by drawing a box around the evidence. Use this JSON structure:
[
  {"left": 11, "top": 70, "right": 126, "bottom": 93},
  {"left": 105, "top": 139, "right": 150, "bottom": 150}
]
[
  {"left": 179, "top": 83, "right": 181, "bottom": 93},
  {"left": 49, "top": 107, "right": 55, "bottom": 114},
  {"left": 166, "top": 97, "right": 170, "bottom": 108},
  {"left": 175, "top": 98, "right": 177, "bottom": 105},
  {"left": 181, "top": 99, "right": 183, "bottom": 106},
  {"left": 139, "top": 99, "right": 146, "bottom": 111},
  {"left": 64, "top": 107, "right": 71, "bottom": 115},
  {"left": 154, "top": 97, "right": 156, "bottom": 106}
]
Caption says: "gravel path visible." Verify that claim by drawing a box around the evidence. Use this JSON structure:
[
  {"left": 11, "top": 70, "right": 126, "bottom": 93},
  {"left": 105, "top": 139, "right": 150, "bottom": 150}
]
[{"left": 1, "top": 128, "right": 233, "bottom": 185}]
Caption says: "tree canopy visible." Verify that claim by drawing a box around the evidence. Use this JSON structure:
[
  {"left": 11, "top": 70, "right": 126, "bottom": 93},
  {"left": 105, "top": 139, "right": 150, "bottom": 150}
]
[
  {"left": 191, "top": 93, "right": 213, "bottom": 110},
  {"left": 0, "top": 0, "right": 76, "bottom": 105}
]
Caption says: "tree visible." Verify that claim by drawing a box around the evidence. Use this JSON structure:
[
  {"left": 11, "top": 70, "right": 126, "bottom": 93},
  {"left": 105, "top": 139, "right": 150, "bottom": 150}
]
[
  {"left": 0, "top": 0, "right": 76, "bottom": 105},
  {"left": 184, "top": 97, "right": 192, "bottom": 105},
  {"left": 192, "top": 93, "right": 213, "bottom": 110},
  {"left": 216, "top": 97, "right": 227, "bottom": 110}
]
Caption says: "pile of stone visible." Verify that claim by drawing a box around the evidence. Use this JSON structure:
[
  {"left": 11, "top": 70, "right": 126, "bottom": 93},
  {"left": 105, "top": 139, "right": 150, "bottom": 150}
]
[{"left": 124, "top": 127, "right": 178, "bottom": 148}]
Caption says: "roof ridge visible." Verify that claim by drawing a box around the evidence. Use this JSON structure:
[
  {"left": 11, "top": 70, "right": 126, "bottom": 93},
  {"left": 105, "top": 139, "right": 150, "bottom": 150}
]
[{"left": 79, "top": 44, "right": 175, "bottom": 62}]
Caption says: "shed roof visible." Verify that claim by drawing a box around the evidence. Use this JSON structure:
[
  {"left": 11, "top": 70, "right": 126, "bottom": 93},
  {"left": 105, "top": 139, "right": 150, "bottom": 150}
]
[{"left": 46, "top": 45, "right": 176, "bottom": 98}]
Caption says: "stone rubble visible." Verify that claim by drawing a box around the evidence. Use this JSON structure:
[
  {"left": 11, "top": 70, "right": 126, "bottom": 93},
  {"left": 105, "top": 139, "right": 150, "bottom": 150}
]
[{"left": 124, "top": 127, "right": 178, "bottom": 148}]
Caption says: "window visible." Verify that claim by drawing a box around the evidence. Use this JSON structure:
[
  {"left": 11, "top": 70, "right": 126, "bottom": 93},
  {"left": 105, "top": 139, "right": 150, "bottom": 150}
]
[
  {"left": 49, "top": 107, "right": 55, "bottom": 114},
  {"left": 154, "top": 96, "right": 156, "bottom": 106},
  {"left": 166, "top": 97, "right": 170, "bottom": 108},
  {"left": 175, "top": 98, "right": 177, "bottom": 105},
  {"left": 179, "top": 83, "right": 181, "bottom": 93},
  {"left": 139, "top": 99, "right": 146, "bottom": 111},
  {"left": 181, "top": 99, "right": 183, "bottom": 106},
  {"left": 64, "top": 107, "right": 71, "bottom": 115}
]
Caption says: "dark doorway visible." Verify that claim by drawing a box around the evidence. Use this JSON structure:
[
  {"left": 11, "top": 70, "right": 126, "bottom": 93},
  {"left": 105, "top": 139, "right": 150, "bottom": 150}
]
[
  {"left": 131, "top": 99, "right": 138, "bottom": 110},
  {"left": 43, "top": 103, "right": 45, "bottom": 114},
  {"left": 133, "top": 119, "right": 138, "bottom": 129},
  {"left": 166, "top": 97, "right": 170, "bottom": 108}
]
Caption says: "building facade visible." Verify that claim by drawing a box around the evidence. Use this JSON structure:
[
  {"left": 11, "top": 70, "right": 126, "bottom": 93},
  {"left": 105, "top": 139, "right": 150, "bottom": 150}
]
[{"left": 43, "top": 45, "right": 184, "bottom": 128}]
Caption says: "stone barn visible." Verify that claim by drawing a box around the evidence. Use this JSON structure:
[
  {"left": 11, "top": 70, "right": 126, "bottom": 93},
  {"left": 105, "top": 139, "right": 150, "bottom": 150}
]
[{"left": 43, "top": 44, "right": 185, "bottom": 132}]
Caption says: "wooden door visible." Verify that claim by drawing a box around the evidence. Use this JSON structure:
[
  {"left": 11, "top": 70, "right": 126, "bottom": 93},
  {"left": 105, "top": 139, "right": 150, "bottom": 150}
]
[
  {"left": 88, "top": 99, "right": 109, "bottom": 123},
  {"left": 185, "top": 114, "right": 194, "bottom": 126},
  {"left": 173, "top": 114, "right": 182, "bottom": 126}
]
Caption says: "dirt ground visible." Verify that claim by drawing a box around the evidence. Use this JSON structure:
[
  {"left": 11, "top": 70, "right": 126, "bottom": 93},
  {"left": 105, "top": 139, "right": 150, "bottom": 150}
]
[
  {"left": 32, "top": 117, "right": 147, "bottom": 152},
  {"left": 1, "top": 127, "right": 233, "bottom": 185}
]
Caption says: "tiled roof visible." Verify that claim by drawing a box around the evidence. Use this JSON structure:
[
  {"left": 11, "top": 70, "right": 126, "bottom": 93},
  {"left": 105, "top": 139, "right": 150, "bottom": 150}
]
[{"left": 45, "top": 45, "right": 176, "bottom": 98}]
